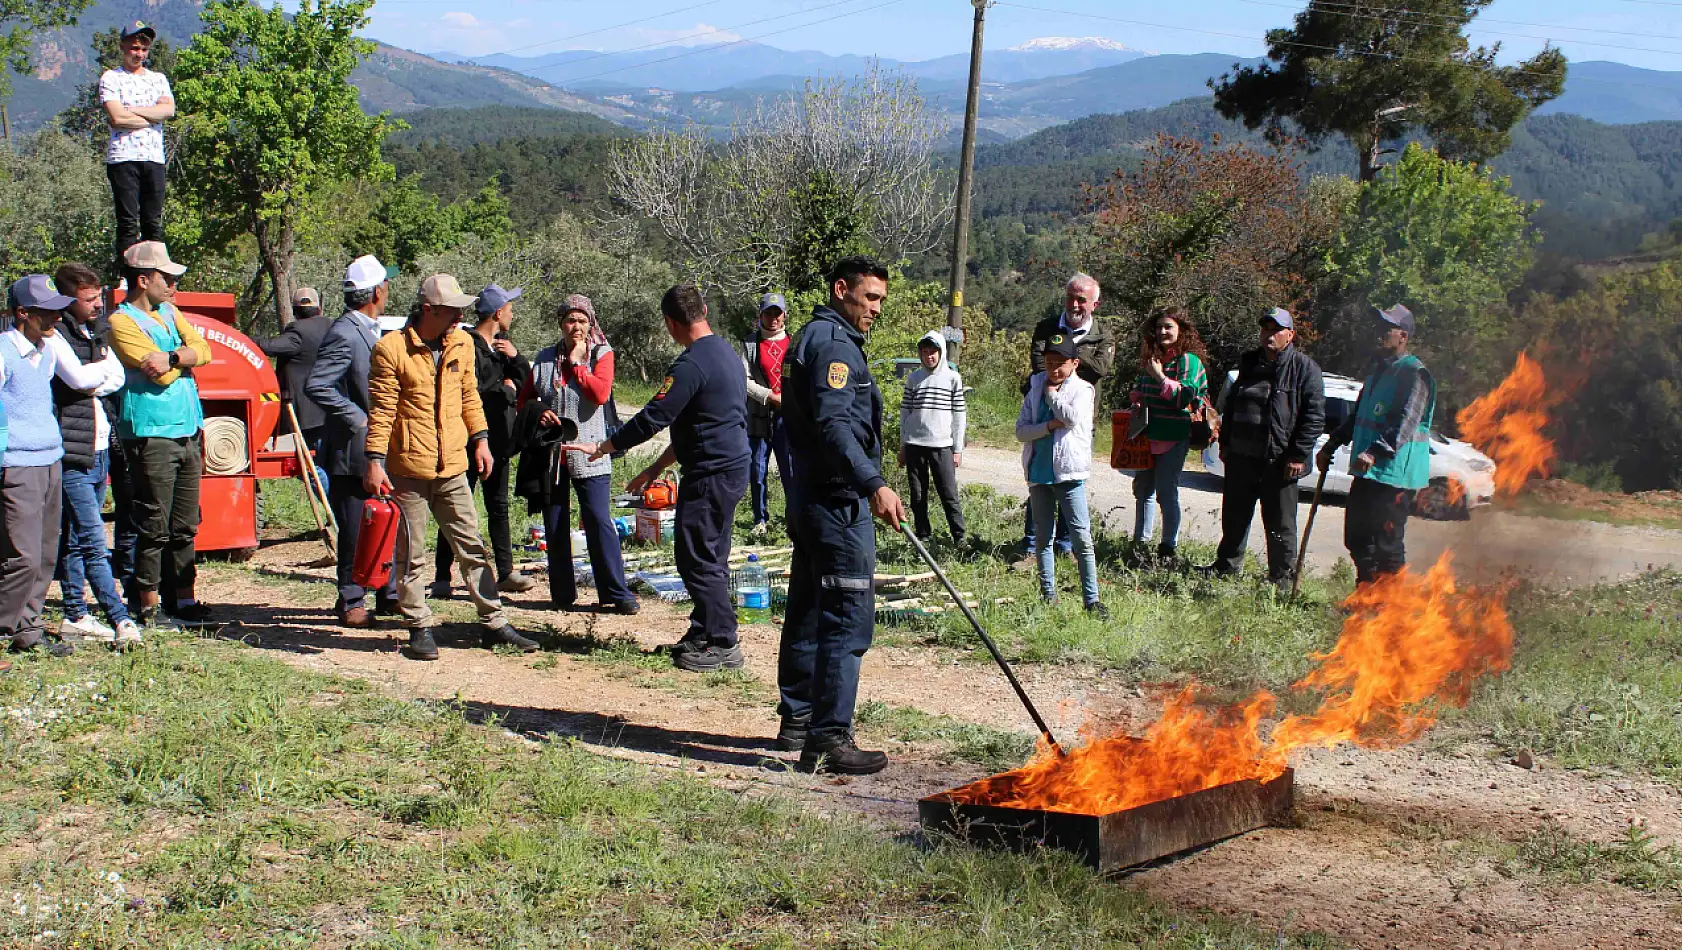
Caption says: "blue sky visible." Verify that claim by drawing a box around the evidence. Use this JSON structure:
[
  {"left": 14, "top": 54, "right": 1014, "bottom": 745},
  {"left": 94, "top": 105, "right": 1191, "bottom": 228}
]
[{"left": 360, "top": 0, "right": 1682, "bottom": 71}]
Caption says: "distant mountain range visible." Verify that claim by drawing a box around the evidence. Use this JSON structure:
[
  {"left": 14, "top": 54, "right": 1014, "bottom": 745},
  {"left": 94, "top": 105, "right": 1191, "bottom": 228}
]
[
  {"left": 7, "top": 1, "right": 1682, "bottom": 138},
  {"left": 442, "top": 36, "right": 1153, "bottom": 92}
]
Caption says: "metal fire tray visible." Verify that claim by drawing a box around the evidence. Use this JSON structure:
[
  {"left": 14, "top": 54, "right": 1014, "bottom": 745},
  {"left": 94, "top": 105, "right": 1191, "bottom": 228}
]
[{"left": 919, "top": 769, "right": 1294, "bottom": 874}]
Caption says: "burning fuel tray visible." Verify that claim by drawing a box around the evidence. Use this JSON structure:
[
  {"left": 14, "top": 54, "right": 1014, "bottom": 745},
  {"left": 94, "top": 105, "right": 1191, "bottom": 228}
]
[{"left": 919, "top": 769, "right": 1294, "bottom": 874}]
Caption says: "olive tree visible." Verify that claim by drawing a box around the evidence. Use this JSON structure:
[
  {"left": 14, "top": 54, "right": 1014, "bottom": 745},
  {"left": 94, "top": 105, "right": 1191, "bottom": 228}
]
[{"left": 608, "top": 66, "right": 952, "bottom": 299}]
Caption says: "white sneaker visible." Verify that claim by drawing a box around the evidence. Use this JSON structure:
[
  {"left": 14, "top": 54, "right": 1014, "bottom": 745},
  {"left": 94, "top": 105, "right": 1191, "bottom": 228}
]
[
  {"left": 751, "top": 521, "right": 769, "bottom": 537},
  {"left": 113, "top": 619, "right": 144, "bottom": 649},
  {"left": 60, "top": 615, "right": 115, "bottom": 642}
]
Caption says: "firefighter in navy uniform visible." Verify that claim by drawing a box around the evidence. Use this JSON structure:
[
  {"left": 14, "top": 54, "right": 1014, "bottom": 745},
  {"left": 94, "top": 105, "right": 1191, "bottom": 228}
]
[{"left": 777, "top": 256, "right": 908, "bottom": 775}]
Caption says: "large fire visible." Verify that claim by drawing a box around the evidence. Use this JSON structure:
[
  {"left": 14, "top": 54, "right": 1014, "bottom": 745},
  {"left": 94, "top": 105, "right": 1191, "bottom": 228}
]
[
  {"left": 1456, "top": 352, "right": 1561, "bottom": 495},
  {"left": 946, "top": 358, "right": 1551, "bottom": 816}
]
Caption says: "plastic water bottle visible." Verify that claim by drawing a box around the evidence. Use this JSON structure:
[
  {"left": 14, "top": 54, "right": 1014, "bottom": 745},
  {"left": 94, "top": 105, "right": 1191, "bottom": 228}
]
[{"left": 734, "top": 554, "right": 771, "bottom": 623}]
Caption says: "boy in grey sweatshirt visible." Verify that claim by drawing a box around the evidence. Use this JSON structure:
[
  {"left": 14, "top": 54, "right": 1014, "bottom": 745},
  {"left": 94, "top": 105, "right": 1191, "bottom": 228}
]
[{"left": 899, "top": 331, "right": 967, "bottom": 543}]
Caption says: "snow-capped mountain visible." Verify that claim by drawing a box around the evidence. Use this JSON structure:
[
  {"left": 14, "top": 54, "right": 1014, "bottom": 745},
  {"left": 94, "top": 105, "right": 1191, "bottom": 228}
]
[{"left": 1006, "top": 36, "right": 1145, "bottom": 53}]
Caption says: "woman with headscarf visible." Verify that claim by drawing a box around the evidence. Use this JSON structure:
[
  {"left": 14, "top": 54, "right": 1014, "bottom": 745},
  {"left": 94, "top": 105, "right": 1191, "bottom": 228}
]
[
  {"left": 1129, "top": 306, "right": 1209, "bottom": 565},
  {"left": 516, "top": 294, "right": 639, "bottom": 614}
]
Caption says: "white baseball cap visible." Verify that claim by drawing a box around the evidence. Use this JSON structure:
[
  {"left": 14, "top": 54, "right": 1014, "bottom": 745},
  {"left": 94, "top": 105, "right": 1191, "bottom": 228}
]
[{"left": 344, "top": 254, "right": 397, "bottom": 292}]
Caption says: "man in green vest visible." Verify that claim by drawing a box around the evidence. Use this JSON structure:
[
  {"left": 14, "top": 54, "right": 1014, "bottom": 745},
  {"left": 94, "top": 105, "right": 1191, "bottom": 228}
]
[
  {"left": 109, "top": 241, "right": 214, "bottom": 629},
  {"left": 1319, "top": 304, "right": 1436, "bottom": 586}
]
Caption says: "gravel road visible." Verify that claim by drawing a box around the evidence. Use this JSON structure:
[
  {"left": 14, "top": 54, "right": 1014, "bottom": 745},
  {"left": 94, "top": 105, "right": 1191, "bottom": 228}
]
[{"left": 957, "top": 445, "right": 1682, "bottom": 585}]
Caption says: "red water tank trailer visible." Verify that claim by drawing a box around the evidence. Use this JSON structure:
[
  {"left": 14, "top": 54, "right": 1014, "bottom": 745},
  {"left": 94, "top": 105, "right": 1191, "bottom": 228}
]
[{"left": 114, "top": 290, "right": 301, "bottom": 557}]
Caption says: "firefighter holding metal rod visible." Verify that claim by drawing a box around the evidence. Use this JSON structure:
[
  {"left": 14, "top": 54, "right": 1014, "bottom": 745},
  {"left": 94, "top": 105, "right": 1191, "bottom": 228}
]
[{"left": 775, "top": 256, "right": 907, "bottom": 775}]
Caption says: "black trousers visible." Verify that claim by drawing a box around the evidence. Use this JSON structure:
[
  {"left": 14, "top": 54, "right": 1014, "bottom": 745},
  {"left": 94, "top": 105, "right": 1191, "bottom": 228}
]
[
  {"left": 779, "top": 494, "right": 876, "bottom": 741},
  {"left": 1212, "top": 453, "right": 1302, "bottom": 581},
  {"left": 674, "top": 466, "right": 748, "bottom": 648},
  {"left": 904, "top": 444, "right": 965, "bottom": 541},
  {"left": 435, "top": 457, "right": 513, "bottom": 582},
  {"left": 1345, "top": 476, "right": 1414, "bottom": 585},
  {"left": 107, "top": 160, "right": 167, "bottom": 264},
  {"left": 545, "top": 473, "right": 637, "bottom": 609}
]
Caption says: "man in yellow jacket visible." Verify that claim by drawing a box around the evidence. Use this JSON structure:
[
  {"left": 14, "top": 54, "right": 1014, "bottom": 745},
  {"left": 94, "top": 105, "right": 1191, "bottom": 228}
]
[{"left": 363, "top": 274, "right": 538, "bottom": 661}]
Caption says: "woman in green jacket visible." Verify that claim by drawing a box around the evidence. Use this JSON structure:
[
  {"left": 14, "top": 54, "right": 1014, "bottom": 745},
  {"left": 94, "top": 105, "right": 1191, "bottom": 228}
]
[{"left": 1129, "top": 307, "right": 1209, "bottom": 560}]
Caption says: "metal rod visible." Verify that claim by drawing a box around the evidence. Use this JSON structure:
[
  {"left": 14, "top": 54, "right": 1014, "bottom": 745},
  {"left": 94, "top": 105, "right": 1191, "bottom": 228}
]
[
  {"left": 1291, "top": 467, "right": 1329, "bottom": 600},
  {"left": 942, "top": 0, "right": 991, "bottom": 366},
  {"left": 898, "top": 521, "right": 1064, "bottom": 756}
]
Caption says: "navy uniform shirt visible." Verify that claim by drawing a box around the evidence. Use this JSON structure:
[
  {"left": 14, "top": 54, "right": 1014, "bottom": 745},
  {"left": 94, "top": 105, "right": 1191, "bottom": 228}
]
[
  {"left": 612, "top": 333, "right": 750, "bottom": 476},
  {"left": 783, "top": 306, "right": 885, "bottom": 501}
]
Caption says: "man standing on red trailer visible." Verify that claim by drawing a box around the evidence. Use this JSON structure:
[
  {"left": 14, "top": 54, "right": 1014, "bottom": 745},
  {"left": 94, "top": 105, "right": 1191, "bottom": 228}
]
[
  {"left": 108, "top": 241, "right": 213, "bottom": 630},
  {"left": 363, "top": 274, "right": 538, "bottom": 661}
]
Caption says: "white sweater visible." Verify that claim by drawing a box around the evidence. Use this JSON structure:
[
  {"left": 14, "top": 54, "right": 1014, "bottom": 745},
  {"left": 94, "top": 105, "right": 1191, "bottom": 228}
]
[
  {"left": 1015, "top": 371, "right": 1094, "bottom": 483},
  {"left": 900, "top": 330, "right": 967, "bottom": 450}
]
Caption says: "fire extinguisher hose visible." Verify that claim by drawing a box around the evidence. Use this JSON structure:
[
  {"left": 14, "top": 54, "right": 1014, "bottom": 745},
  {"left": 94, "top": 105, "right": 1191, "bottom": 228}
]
[{"left": 203, "top": 416, "right": 250, "bottom": 475}]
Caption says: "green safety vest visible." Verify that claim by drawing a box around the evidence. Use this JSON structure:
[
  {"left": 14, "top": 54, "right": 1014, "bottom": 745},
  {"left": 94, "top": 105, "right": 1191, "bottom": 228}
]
[
  {"left": 117, "top": 302, "right": 204, "bottom": 440},
  {"left": 1350, "top": 353, "right": 1435, "bottom": 491}
]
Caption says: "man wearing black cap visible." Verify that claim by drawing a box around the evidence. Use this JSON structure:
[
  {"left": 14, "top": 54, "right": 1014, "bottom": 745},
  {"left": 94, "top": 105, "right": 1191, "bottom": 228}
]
[
  {"left": 432, "top": 283, "right": 533, "bottom": 596},
  {"left": 100, "top": 21, "right": 175, "bottom": 266},
  {"left": 1203, "top": 307, "right": 1325, "bottom": 589},
  {"left": 1320, "top": 304, "right": 1437, "bottom": 585}
]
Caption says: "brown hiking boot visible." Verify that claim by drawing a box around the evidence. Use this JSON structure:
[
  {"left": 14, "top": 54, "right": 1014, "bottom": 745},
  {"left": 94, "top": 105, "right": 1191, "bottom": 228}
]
[{"left": 339, "top": 607, "right": 371, "bottom": 628}]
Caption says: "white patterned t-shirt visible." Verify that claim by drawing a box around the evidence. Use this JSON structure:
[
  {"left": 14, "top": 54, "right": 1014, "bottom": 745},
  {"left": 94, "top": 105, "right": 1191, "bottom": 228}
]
[{"left": 98, "top": 67, "right": 172, "bottom": 165}]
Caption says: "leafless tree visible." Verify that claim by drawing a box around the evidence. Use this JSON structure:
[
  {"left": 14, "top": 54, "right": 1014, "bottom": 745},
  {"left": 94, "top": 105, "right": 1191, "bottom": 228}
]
[{"left": 608, "top": 65, "right": 953, "bottom": 297}]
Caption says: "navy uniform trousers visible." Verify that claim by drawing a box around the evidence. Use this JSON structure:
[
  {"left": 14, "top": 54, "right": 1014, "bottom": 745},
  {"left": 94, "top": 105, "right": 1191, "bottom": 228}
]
[
  {"left": 675, "top": 466, "right": 749, "bottom": 647},
  {"left": 777, "top": 493, "right": 876, "bottom": 742}
]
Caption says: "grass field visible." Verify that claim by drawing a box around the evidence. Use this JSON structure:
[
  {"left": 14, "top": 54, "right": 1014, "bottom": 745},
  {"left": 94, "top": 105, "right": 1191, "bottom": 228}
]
[{"left": 0, "top": 639, "right": 1338, "bottom": 948}]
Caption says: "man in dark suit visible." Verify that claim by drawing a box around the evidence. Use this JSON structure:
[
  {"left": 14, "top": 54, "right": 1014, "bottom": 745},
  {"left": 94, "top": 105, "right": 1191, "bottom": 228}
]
[
  {"left": 304, "top": 256, "right": 399, "bottom": 627},
  {"left": 260, "top": 287, "right": 332, "bottom": 486}
]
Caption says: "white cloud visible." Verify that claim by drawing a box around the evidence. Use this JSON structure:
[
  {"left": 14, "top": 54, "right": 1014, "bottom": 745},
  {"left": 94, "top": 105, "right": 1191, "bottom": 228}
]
[{"left": 440, "top": 12, "right": 481, "bottom": 29}]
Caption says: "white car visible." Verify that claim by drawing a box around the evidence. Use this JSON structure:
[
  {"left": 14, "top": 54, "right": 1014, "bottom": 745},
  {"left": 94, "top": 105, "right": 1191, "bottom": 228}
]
[{"left": 1200, "top": 372, "right": 1497, "bottom": 519}]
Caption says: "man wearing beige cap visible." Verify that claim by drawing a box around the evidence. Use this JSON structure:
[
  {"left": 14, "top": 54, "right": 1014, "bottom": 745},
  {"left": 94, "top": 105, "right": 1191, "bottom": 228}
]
[
  {"left": 363, "top": 274, "right": 537, "bottom": 660},
  {"left": 109, "top": 241, "right": 214, "bottom": 630},
  {"left": 260, "top": 287, "right": 332, "bottom": 484}
]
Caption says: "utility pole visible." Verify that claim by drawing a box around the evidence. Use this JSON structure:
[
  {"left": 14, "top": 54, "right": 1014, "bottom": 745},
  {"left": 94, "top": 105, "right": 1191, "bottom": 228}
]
[{"left": 943, "top": 0, "right": 991, "bottom": 366}]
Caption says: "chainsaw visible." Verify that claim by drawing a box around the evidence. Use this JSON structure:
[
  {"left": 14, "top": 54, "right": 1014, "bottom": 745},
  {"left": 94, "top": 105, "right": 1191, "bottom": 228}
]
[{"left": 614, "top": 476, "right": 678, "bottom": 511}]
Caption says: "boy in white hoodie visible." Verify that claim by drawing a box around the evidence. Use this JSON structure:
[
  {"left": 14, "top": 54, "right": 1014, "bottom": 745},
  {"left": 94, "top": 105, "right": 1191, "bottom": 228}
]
[
  {"left": 899, "top": 331, "right": 967, "bottom": 544},
  {"left": 1015, "top": 335, "right": 1106, "bottom": 617}
]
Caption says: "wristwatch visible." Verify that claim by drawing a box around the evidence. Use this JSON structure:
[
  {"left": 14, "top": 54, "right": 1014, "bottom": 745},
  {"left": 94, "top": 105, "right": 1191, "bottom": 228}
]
[{"left": 167, "top": 351, "right": 180, "bottom": 368}]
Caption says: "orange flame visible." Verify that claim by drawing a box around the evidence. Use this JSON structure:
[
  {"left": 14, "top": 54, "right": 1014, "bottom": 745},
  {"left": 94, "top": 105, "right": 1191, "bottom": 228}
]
[
  {"left": 946, "top": 556, "right": 1514, "bottom": 815},
  {"left": 1444, "top": 478, "right": 1466, "bottom": 507},
  {"left": 1456, "top": 353, "right": 1561, "bottom": 496}
]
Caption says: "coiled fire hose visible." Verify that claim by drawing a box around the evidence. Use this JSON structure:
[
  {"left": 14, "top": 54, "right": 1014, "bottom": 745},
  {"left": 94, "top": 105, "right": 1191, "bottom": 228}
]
[{"left": 202, "top": 416, "right": 250, "bottom": 476}]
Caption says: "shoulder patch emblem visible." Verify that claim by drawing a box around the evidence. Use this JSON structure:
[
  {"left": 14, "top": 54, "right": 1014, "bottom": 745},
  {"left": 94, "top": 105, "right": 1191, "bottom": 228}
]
[
  {"left": 655, "top": 375, "right": 674, "bottom": 399},
  {"left": 1050, "top": 334, "right": 1064, "bottom": 345},
  {"left": 827, "top": 361, "right": 850, "bottom": 389}
]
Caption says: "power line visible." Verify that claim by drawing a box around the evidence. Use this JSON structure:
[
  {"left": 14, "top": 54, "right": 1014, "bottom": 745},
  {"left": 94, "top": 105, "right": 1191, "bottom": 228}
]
[
  {"left": 465, "top": 0, "right": 730, "bottom": 62},
  {"left": 539, "top": 0, "right": 907, "bottom": 87},
  {"left": 1278, "top": 0, "right": 1682, "bottom": 45},
  {"left": 993, "top": 2, "right": 1681, "bottom": 91},
  {"left": 1231, "top": 0, "right": 1682, "bottom": 58},
  {"left": 502, "top": 0, "right": 877, "bottom": 80}
]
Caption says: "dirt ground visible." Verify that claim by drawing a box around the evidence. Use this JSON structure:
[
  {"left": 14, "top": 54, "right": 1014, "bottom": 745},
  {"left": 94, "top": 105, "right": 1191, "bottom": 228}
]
[{"left": 190, "top": 536, "right": 1682, "bottom": 950}]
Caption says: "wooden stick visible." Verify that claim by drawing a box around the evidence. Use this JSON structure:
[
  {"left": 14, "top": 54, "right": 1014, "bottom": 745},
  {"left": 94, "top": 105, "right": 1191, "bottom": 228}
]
[
  {"left": 285, "top": 403, "right": 335, "bottom": 558},
  {"left": 1291, "top": 467, "right": 1330, "bottom": 601}
]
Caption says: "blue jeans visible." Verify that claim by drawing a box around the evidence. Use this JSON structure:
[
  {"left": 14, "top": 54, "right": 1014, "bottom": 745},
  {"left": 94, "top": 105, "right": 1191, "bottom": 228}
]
[
  {"left": 1030, "top": 480, "right": 1099, "bottom": 607},
  {"left": 1132, "top": 439, "right": 1190, "bottom": 550},
  {"left": 59, "top": 450, "right": 131, "bottom": 625},
  {"left": 749, "top": 417, "right": 791, "bottom": 525},
  {"left": 1022, "top": 499, "right": 1072, "bottom": 554}
]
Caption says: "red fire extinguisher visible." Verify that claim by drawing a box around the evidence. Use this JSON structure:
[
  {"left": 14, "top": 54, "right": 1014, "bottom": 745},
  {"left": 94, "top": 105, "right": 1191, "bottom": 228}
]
[{"left": 352, "top": 495, "right": 402, "bottom": 590}]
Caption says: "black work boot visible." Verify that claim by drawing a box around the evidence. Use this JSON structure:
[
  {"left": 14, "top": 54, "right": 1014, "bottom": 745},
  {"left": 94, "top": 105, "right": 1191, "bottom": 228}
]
[
  {"left": 674, "top": 643, "right": 744, "bottom": 672},
  {"left": 774, "top": 714, "right": 811, "bottom": 752},
  {"left": 405, "top": 629, "right": 440, "bottom": 661},
  {"left": 796, "top": 734, "right": 888, "bottom": 775},
  {"left": 483, "top": 625, "right": 540, "bottom": 653}
]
